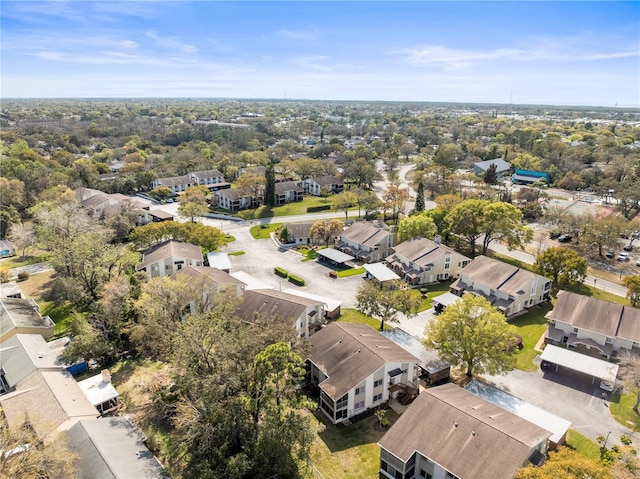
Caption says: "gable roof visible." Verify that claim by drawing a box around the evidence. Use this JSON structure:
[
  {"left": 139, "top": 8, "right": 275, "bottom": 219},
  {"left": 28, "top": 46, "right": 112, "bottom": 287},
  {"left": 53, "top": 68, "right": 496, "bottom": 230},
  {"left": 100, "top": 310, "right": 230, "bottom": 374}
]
[
  {"left": 216, "top": 187, "right": 247, "bottom": 201},
  {"left": 275, "top": 181, "right": 304, "bottom": 195},
  {"left": 0, "top": 297, "right": 54, "bottom": 339},
  {"left": 308, "top": 323, "right": 420, "bottom": 400},
  {"left": 378, "top": 383, "right": 551, "bottom": 479},
  {"left": 0, "top": 334, "right": 62, "bottom": 387},
  {"left": 340, "top": 221, "right": 391, "bottom": 248},
  {"left": 547, "top": 290, "right": 640, "bottom": 342},
  {"left": 474, "top": 158, "right": 511, "bottom": 172},
  {"left": 172, "top": 264, "right": 244, "bottom": 286},
  {"left": 459, "top": 255, "right": 547, "bottom": 296},
  {"left": 307, "top": 175, "right": 342, "bottom": 186},
  {"left": 237, "top": 289, "right": 321, "bottom": 323},
  {"left": 391, "top": 238, "right": 466, "bottom": 268},
  {"left": 0, "top": 370, "right": 98, "bottom": 440},
  {"left": 155, "top": 175, "right": 193, "bottom": 187},
  {"left": 285, "top": 223, "right": 314, "bottom": 239},
  {"left": 137, "top": 240, "right": 203, "bottom": 270},
  {"left": 190, "top": 169, "right": 224, "bottom": 179},
  {"left": 66, "top": 418, "right": 166, "bottom": 478}
]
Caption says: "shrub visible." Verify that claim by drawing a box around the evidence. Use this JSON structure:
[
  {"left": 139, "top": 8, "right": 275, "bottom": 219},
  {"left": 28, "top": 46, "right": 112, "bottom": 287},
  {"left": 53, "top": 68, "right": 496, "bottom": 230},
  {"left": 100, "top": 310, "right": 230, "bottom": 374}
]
[
  {"left": 288, "top": 274, "right": 305, "bottom": 286},
  {"left": 306, "top": 205, "right": 331, "bottom": 213},
  {"left": 17, "top": 271, "right": 30, "bottom": 282},
  {"left": 274, "top": 267, "right": 288, "bottom": 278},
  {"left": 0, "top": 267, "right": 9, "bottom": 283}
]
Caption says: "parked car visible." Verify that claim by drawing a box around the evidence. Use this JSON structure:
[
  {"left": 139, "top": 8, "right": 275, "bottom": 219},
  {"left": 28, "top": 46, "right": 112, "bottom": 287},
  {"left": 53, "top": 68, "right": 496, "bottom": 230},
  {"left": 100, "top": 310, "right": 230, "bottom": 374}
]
[
  {"left": 549, "top": 231, "right": 561, "bottom": 240},
  {"left": 617, "top": 252, "right": 630, "bottom": 262},
  {"left": 605, "top": 250, "right": 615, "bottom": 258},
  {"left": 636, "top": 258, "right": 640, "bottom": 267},
  {"left": 557, "top": 234, "right": 572, "bottom": 243},
  {"left": 624, "top": 244, "right": 633, "bottom": 252},
  {"left": 600, "top": 380, "right": 615, "bottom": 392}
]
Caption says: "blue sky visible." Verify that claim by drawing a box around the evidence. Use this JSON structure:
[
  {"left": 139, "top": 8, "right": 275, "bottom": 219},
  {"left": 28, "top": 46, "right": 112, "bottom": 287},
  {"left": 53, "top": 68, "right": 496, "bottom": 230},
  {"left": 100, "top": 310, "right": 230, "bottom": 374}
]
[{"left": 1, "top": 1, "right": 638, "bottom": 106}]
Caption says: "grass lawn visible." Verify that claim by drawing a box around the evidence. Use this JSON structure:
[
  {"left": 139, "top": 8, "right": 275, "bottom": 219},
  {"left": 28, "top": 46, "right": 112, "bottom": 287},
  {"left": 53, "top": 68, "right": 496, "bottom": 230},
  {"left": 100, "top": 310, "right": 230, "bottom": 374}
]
[
  {"left": 565, "top": 429, "right": 602, "bottom": 461},
  {"left": 336, "top": 267, "right": 365, "bottom": 278},
  {"left": 610, "top": 391, "right": 640, "bottom": 432},
  {"left": 337, "top": 308, "right": 390, "bottom": 331},
  {"left": 410, "top": 282, "right": 452, "bottom": 312},
  {"left": 250, "top": 222, "right": 283, "bottom": 239},
  {"left": 510, "top": 303, "right": 554, "bottom": 371},
  {"left": 0, "top": 252, "right": 50, "bottom": 270},
  {"left": 308, "top": 409, "right": 399, "bottom": 479},
  {"left": 235, "top": 197, "right": 354, "bottom": 219}
]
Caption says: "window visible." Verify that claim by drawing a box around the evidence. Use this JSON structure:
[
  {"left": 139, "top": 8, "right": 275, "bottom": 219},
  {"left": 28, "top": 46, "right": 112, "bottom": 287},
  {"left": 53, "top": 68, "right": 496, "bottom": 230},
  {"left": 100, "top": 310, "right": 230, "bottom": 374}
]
[
  {"left": 355, "top": 400, "right": 365, "bottom": 410},
  {"left": 374, "top": 379, "right": 383, "bottom": 388},
  {"left": 355, "top": 386, "right": 364, "bottom": 395},
  {"left": 573, "top": 328, "right": 579, "bottom": 333},
  {"left": 419, "top": 471, "right": 432, "bottom": 479},
  {"left": 606, "top": 337, "right": 613, "bottom": 344},
  {"left": 373, "top": 393, "right": 383, "bottom": 402}
]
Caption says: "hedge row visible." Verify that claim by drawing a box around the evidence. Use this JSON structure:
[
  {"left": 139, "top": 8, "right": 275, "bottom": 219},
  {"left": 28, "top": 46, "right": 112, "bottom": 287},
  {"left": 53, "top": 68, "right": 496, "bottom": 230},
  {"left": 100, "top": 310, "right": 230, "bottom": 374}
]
[
  {"left": 306, "top": 205, "right": 331, "bottom": 213},
  {"left": 274, "top": 267, "right": 288, "bottom": 278},
  {"left": 288, "top": 274, "right": 305, "bottom": 286}
]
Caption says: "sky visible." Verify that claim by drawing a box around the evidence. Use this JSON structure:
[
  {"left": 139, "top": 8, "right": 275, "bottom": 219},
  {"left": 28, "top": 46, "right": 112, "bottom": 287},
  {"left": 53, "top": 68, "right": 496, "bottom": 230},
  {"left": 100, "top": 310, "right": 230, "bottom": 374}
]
[{"left": 1, "top": 1, "right": 639, "bottom": 107}]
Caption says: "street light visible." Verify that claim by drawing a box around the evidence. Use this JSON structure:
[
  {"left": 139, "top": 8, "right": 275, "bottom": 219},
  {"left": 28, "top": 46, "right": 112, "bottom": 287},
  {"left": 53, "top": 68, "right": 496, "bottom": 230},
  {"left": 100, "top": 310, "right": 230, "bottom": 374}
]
[{"left": 603, "top": 430, "right": 612, "bottom": 448}]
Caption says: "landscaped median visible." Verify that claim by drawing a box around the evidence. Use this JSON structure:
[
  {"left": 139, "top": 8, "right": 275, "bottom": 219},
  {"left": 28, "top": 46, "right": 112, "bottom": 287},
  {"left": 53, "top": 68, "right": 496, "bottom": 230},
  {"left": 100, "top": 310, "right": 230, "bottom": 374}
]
[{"left": 273, "top": 267, "right": 306, "bottom": 286}]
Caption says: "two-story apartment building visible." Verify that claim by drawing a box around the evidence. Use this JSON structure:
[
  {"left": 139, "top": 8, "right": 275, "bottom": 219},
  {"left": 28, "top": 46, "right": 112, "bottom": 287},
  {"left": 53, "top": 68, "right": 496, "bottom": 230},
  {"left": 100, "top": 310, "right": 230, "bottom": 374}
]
[
  {"left": 450, "top": 256, "right": 551, "bottom": 318},
  {"left": 544, "top": 290, "right": 640, "bottom": 359},
  {"left": 386, "top": 238, "right": 471, "bottom": 285},
  {"left": 275, "top": 181, "right": 304, "bottom": 205},
  {"left": 378, "top": 383, "right": 551, "bottom": 479},
  {"left": 215, "top": 187, "right": 260, "bottom": 211},
  {"left": 136, "top": 240, "right": 204, "bottom": 278},
  {"left": 307, "top": 323, "right": 420, "bottom": 424},
  {"left": 189, "top": 169, "right": 225, "bottom": 186},
  {"left": 237, "top": 289, "right": 325, "bottom": 339},
  {"left": 152, "top": 175, "right": 194, "bottom": 194},
  {"left": 0, "top": 297, "right": 55, "bottom": 343},
  {"left": 302, "top": 176, "right": 344, "bottom": 196},
  {"left": 335, "top": 221, "right": 395, "bottom": 263}
]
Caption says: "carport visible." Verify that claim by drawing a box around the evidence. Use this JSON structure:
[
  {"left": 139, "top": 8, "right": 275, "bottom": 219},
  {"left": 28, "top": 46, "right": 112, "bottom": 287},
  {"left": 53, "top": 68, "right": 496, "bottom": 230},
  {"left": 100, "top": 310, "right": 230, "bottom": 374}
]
[
  {"left": 432, "top": 292, "right": 462, "bottom": 314},
  {"left": 363, "top": 263, "right": 400, "bottom": 282},
  {"left": 316, "top": 248, "right": 354, "bottom": 268},
  {"left": 540, "top": 345, "right": 618, "bottom": 384}
]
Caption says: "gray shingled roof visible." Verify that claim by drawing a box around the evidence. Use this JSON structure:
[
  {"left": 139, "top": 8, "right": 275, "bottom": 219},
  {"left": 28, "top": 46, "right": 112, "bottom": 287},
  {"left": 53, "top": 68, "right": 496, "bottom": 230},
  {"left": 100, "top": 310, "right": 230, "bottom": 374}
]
[
  {"left": 137, "top": 240, "right": 203, "bottom": 270},
  {"left": 308, "top": 175, "right": 342, "bottom": 186},
  {"left": 191, "top": 169, "right": 224, "bottom": 179},
  {"left": 460, "top": 255, "right": 547, "bottom": 297},
  {"left": 340, "top": 221, "right": 391, "bottom": 248},
  {"left": 237, "top": 289, "right": 320, "bottom": 323},
  {"left": 171, "top": 265, "right": 245, "bottom": 286},
  {"left": 378, "top": 383, "right": 551, "bottom": 479},
  {"left": 156, "top": 175, "right": 193, "bottom": 187},
  {"left": 275, "top": 181, "right": 304, "bottom": 195},
  {"left": 547, "top": 290, "right": 640, "bottom": 342},
  {"left": 66, "top": 418, "right": 167, "bottom": 479},
  {"left": 474, "top": 158, "right": 511, "bottom": 172},
  {"left": 0, "top": 298, "right": 54, "bottom": 340},
  {"left": 0, "top": 334, "right": 62, "bottom": 388},
  {"left": 391, "top": 238, "right": 466, "bottom": 268},
  {"left": 307, "top": 323, "right": 420, "bottom": 400}
]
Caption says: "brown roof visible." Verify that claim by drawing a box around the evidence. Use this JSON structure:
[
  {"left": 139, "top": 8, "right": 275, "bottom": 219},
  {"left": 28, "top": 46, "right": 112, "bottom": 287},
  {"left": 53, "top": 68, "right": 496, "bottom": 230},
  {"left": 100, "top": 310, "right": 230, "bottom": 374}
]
[
  {"left": 460, "top": 255, "right": 548, "bottom": 296},
  {"left": 0, "top": 370, "right": 98, "bottom": 440},
  {"left": 307, "top": 323, "right": 420, "bottom": 400},
  {"left": 392, "top": 238, "right": 468, "bottom": 268},
  {"left": 137, "top": 240, "right": 203, "bottom": 270},
  {"left": 378, "top": 383, "right": 551, "bottom": 479},
  {"left": 148, "top": 209, "right": 175, "bottom": 220},
  {"left": 171, "top": 265, "right": 245, "bottom": 286},
  {"left": 275, "top": 181, "right": 304, "bottom": 195},
  {"left": 0, "top": 298, "right": 54, "bottom": 339},
  {"left": 548, "top": 290, "right": 640, "bottom": 342},
  {"left": 341, "top": 222, "right": 391, "bottom": 248},
  {"left": 237, "top": 289, "right": 320, "bottom": 324}
]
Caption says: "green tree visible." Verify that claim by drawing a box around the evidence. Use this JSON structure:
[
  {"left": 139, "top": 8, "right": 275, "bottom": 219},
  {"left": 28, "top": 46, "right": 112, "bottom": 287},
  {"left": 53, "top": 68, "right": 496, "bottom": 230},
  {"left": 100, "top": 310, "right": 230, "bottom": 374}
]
[
  {"left": 624, "top": 275, "right": 640, "bottom": 307},
  {"left": 264, "top": 164, "right": 276, "bottom": 207},
  {"left": 178, "top": 189, "right": 210, "bottom": 223},
  {"left": 415, "top": 182, "right": 425, "bottom": 212},
  {"left": 8, "top": 222, "right": 37, "bottom": 260},
  {"left": 236, "top": 171, "right": 266, "bottom": 204},
  {"left": 516, "top": 447, "right": 611, "bottom": 479},
  {"left": 310, "top": 219, "right": 344, "bottom": 246},
  {"left": 423, "top": 294, "right": 519, "bottom": 377},
  {"left": 129, "top": 221, "right": 227, "bottom": 252},
  {"left": 332, "top": 191, "right": 357, "bottom": 219},
  {"left": 383, "top": 183, "right": 410, "bottom": 225},
  {"left": 356, "top": 279, "right": 421, "bottom": 330},
  {"left": 354, "top": 188, "right": 382, "bottom": 219},
  {"left": 397, "top": 214, "right": 437, "bottom": 242},
  {"left": 582, "top": 216, "right": 625, "bottom": 257},
  {"left": 0, "top": 206, "right": 20, "bottom": 239},
  {"left": 480, "top": 201, "right": 533, "bottom": 256},
  {"left": 483, "top": 163, "right": 498, "bottom": 185},
  {"left": 618, "top": 351, "right": 640, "bottom": 413},
  {"left": 446, "top": 199, "right": 488, "bottom": 257},
  {"left": 534, "top": 247, "right": 587, "bottom": 289}
]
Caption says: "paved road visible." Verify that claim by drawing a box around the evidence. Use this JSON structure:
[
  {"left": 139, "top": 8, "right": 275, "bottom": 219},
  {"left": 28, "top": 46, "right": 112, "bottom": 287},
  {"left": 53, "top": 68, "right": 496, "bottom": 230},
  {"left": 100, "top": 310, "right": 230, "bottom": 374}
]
[{"left": 9, "top": 262, "right": 52, "bottom": 277}]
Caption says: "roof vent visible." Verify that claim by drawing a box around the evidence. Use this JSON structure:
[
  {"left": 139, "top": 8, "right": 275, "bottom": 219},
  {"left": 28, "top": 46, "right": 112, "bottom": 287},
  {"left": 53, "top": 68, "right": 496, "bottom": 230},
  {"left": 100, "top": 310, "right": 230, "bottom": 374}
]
[
  {"left": 472, "top": 431, "right": 477, "bottom": 437},
  {"left": 38, "top": 352, "right": 45, "bottom": 359},
  {"left": 453, "top": 421, "right": 458, "bottom": 427}
]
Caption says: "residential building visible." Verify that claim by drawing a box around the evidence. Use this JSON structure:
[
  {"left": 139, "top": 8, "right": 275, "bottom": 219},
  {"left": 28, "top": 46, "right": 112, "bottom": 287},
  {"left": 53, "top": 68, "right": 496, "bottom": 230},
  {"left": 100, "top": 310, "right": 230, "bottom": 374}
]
[
  {"left": 378, "top": 383, "right": 551, "bottom": 479},
  {"left": 473, "top": 158, "right": 511, "bottom": 177},
  {"left": 76, "top": 188, "right": 152, "bottom": 224},
  {"left": 189, "top": 169, "right": 225, "bottom": 186},
  {"left": 450, "top": 256, "right": 551, "bottom": 318},
  {"left": 237, "top": 289, "right": 325, "bottom": 338},
  {"left": 335, "top": 221, "right": 395, "bottom": 263},
  {"left": 275, "top": 180, "right": 304, "bottom": 205},
  {"left": 172, "top": 264, "right": 246, "bottom": 298},
  {"left": 66, "top": 418, "right": 166, "bottom": 479},
  {"left": 152, "top": 175, "right": 194, "bottom": 194},
  {"left": 215, "top": 187, "right": 260, "bottom": 211},
  {"left": 302, "top": 175, "right": 344, "bottom": 196},
  {"left": 0, "top": 297, "right": 55, "bottom": 343},
  {"left": 511, "top": 169, "right": 550, "bottom": 185},
  {"left": 77, "top": 370, "right": 121, "bottom": 416},
  {"left": 136, "top": 240, "right": 204, "bottom": 278},
  {"left": 282, "top": 223, "right": 323, "bottom": 246},
  {"left": 544, "top": 290, "right": 640, "bottom": 359},
  {"left": 386, "top": 238, "right": 471, "bottom": 285},
  {"left": 307, "top": 322, "right": 420, "bottom": 425}
]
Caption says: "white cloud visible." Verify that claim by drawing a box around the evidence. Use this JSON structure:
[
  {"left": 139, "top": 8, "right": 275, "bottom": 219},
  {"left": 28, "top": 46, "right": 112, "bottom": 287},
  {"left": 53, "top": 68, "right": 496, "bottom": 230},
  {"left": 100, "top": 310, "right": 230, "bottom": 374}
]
[
  {"left": 145, "top": 31, "right": 197, "bottom": 53},
  {"left": 275, "top": 29, "right": 320, "bottom": 41}
]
